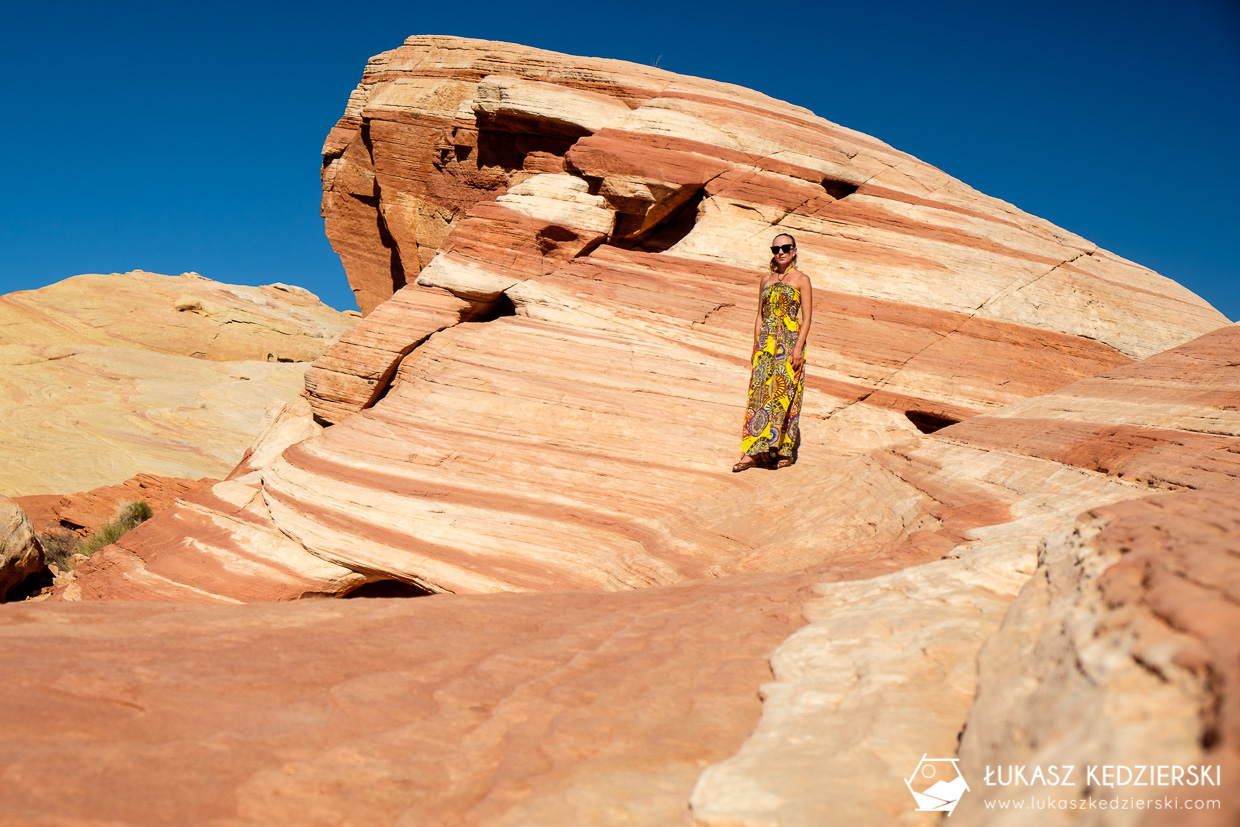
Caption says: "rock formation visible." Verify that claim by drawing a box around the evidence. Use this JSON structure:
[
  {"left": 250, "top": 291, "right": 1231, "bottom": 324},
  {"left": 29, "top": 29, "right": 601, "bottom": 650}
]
[
  {"left": 61, "top": 35, "right": 1226, "bottom": 602},
  {"left": 15, "top": 473, "right": 214, "bottom": 539},
  {"left": 692, "top": 324, "right": 1240, "bottom": 825},
  {"left": 0, "top": 496, "right": 42, "bottom": 601},
  {"left": 1, "top": 36, "right": 1235, "bottom": 825},
  {"left": 0, "top": 271, "right": 358, "bottom": 496}
]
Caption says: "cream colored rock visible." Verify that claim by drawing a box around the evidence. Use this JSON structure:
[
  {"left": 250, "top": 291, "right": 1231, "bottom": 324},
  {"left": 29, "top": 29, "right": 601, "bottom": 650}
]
[
  {"left": 231, "top": 398, "right": 322, "bottom": 479},
  {"left": 494, "top": 174, "right": 616, "bottom": 235},
  {"left": 952, "top": 501, "right": 1228, "bottom": 824},
  {"left": 0, "top": 272, "right": 357, "bottom": 497},
  {"left": 365, "top": 76, "right": 479, "bottom": 121},
  {"left": 413, "top": 253, "right": 523, "bottom": 302},
  {"left": 323, "top": 36, "right": 1226, "bottom": 361},
  {"left": 688, "top": 448, "right": 1150, "bottom": 825},
  {"left": 692, "top": 559, "right": 1011, "bottom": 827},
  {"left": 19, "top": 34, "right": 1240, "bottom": 825},
  {"left": 474, "top": 74, "right": 632, "bottom": 137},
  {"left": 0, "top": 271, "right": 356, "bottom": 362},
  {"left": 0, "top": 496, "right": 42, "bottom": 601},
  {"left": 691, "top": 325, "right": 1240, "bottom": 824},
  {"left": 0, "top": 344, "right": 309, "bottom": 497},
  {"left": 78, "top": 36, "right": 1229, "bottom": 607}
]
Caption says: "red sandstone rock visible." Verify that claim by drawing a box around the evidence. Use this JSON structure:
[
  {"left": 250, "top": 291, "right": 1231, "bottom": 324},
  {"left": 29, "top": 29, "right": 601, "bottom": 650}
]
[
  {"left": 63, "top": 36, "right": 1229, "bottom": 604},
  {"left": 15, "top": 473, "right": 215, "bottom": 538},
  {"left": 951, "top": 481, "right": 1240, "bottom": 826},
  {"left": 0, "top": 574, "right": 810, "bottom": 825},
  {"left": 10, "top": 34, "right": 1240, "bottom": 826},
  {"left": 940, "top": 324, "right": 1240, "bottom": 490}
]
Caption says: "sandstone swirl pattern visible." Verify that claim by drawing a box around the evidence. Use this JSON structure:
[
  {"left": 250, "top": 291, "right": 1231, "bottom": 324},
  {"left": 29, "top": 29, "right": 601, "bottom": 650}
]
[
  {"left": 272, "top": 34, "right": 1220, "bottom": 599},
  {"left": 15, "top": 36, "right": 1238, "bottom": 825}
]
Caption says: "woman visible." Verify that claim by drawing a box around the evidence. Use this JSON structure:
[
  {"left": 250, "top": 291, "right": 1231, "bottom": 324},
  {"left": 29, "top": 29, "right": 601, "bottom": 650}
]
[{"left": 733, "top": 233, "right": 813, "bottom": 472}]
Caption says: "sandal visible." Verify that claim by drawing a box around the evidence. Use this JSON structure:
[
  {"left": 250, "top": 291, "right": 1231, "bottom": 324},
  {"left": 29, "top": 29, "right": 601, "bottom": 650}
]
[
  {"left": 732, "top": 456, "right": 759, "bottom": 473},
  {"left": 774, "top": 457, "right": 795, "bottom": 469}
]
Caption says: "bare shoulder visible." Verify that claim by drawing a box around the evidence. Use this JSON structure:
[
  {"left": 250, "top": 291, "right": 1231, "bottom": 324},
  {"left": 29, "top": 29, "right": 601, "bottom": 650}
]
[{"left": 788, "top": 269, "right": 813, "bottom": 291}]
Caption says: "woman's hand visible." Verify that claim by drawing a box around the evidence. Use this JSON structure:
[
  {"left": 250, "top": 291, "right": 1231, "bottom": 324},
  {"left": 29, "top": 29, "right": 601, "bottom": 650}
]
[{"left": 791, "top": 344, "right": 805, "bottom": 371}]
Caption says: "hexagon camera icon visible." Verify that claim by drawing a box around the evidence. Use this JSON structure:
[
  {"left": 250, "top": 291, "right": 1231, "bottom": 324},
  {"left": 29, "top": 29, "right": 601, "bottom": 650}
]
[{"left": 905, "top": 754, "right": 970, "bottom": 816}]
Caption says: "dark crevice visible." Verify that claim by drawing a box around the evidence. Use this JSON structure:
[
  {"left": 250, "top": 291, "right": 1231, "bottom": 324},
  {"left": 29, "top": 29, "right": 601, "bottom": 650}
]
[
  {"left": 352, "top": 190, "right": 406, "bottom": 295},
  {"left": 581, "top": 175, "right": 604, "bottom": 197},
  {"left": 359, "top": 122, "right": 406, "bottom": 294},
  {"left": 822, "top": 178, "right": 860, "bottom": 200},
  {"left": 906, "top": 411, "right": 961, "bottom": 435},
  {"left": 3, "top": 569, "right": 50, "bottom": 603},
  {"left": 475, "top": 129, "right": 577, "bottom": 174},
  {"left": 378, "top": 220, "right": 407, "bottom": 296},
  {"left": 344, "top": 579, "right": 434, "bottom": 598},
  {"left": 573, "top": 235, "right": 606, "bottom": 259},
  {"left": 536, "top": 224, "right": 582, "bottom": 251},
  {"left": 353, "top": 331, "right": 436, "bottom": 418},
  {"left": 466, "top": 292, "right": 517, "bottom": 324},
  {"left": 607, "top": 188, "right": 705, "bottom": 253}
]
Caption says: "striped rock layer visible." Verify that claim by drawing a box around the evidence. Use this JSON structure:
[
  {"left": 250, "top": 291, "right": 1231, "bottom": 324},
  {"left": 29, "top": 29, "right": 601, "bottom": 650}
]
[
  {"left": 293, "top": 34, "right": 1223, "bottom": 598},
  {"left": 28, "top": 36, "right": 1239, "bottom": 824},
  {"left": 66, "top": 34, "right": 1229, "bottom": 602}
]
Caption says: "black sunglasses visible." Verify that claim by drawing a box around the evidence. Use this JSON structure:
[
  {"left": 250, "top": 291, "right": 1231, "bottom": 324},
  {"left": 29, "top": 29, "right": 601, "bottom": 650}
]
[{"left": 770, "top": 244, "right": 795, "bottom": 254}]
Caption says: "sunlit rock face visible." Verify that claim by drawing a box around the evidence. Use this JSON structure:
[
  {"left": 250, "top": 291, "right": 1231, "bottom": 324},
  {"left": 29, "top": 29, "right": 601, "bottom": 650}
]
[
  {"left": 289, "top": 34, "right": 1223, "bottom": 597},
  {"left": 65, "top": 34, "right": 1228, "bottom": 603},
  {"left": 691, "top": 324, "right": 1240, "bottom": 825},
  {"left": 0, "top": 271, "right": 358, "bottom": 497},
  {"left": 11, "top": 35, "right": 1239, "bottom": 825}
]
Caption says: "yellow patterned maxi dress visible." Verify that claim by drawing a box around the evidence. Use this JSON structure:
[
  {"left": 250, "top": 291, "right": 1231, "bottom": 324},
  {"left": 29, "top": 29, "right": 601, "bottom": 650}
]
[{"left": 741, "top": 281, "right": 805, "bottom": 460}]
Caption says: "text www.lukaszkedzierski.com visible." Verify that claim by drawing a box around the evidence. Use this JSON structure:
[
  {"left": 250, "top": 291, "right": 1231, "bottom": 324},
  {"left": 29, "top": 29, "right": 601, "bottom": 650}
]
[{"left": 985, "top": 796, "right": 1220, "bottom": 811}]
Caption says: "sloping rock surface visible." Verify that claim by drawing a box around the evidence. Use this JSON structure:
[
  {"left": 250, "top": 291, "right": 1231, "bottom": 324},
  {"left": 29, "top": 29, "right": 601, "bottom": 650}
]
[
  {"left": 0, "top": 271, "right": 355, "bottom": 362},
  {"left": 85, "top": 35, "right": 1227, "bottom": 603},
  {"left": 692, "top": 324, "right": 1240, "bottom": 824},
  {"left": 15, "top": 473, "right": 215, "bottom": 538},
  {"left": 0, "top": 575, "right": 809, "bottom": 826},
  {"left": 10, "top": 35, "right": 1237, "bottom": 825},
  {"left": 0, "top": 272, "right": 358, "bottom": 496}
]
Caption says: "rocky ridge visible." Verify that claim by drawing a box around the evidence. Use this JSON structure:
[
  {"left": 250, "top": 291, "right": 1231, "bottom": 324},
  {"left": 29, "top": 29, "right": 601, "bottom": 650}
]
[
  {"left": 0, "top": 271, "right": 358, "bottom": 496},
  {"left": 2, "top": 37, "right": 1236, "bottom": 825}
]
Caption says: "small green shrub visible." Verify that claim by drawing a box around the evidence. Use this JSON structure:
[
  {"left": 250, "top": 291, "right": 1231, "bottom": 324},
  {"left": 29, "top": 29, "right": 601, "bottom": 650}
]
[{"left": 78, "top": 500, "right": 154, "bottom": 556}]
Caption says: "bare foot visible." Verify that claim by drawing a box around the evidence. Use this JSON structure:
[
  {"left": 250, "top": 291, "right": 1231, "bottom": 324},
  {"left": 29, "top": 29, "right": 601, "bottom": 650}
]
[
  {"left": 732, "top": 456, "right": 758, "bottom": 473},
  {"left": 774, "top": 457, "right": 794, "bottom": 469}
]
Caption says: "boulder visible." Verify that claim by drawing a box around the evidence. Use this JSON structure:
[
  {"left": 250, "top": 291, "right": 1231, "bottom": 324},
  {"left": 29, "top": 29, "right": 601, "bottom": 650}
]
[{"left": 0, "top": 496, "right": 42, "bottom": 601}]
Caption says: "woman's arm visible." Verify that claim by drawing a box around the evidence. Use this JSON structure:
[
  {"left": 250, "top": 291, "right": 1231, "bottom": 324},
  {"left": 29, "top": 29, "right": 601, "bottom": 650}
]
[
  {"left": 752, "top": 280, "right": 765, "bottom": 348},
  {"left": 792, "top": 272, "right": 812, "bottom": 371}
]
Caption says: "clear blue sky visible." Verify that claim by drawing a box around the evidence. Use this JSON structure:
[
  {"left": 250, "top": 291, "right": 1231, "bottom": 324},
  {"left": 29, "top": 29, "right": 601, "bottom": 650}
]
[{"left": 2, "top": 1, "right": 1236, "bottom": 321}]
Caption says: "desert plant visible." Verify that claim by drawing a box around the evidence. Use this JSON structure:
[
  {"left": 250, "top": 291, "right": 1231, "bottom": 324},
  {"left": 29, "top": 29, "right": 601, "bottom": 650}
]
[
  {"left": 39, "top": 530, "right": 83, "bottom": 572},
  {"left": 78, "top": 500, "right": 154, "bottom": 556}
]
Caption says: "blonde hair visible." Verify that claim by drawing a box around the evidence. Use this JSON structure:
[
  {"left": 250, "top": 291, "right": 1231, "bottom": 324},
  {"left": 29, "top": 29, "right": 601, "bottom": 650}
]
[{"left": 768, "top": 233, "right": 798, "bottom": 273}]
